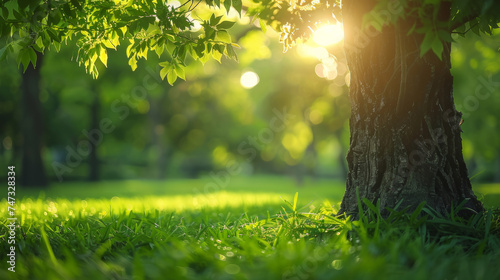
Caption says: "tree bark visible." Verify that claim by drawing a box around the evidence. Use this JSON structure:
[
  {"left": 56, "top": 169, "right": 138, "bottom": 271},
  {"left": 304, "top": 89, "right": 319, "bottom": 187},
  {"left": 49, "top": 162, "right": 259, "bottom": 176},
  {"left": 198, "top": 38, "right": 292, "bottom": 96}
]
[
  {"left": 335, "top": 130, "right": 348, "bottom": 180},
  {"left": 20, "top": 51, "right": 48, "bottom": 187},
  {"left": 340, "top": 0, "right": 483, "bottom": 216}
]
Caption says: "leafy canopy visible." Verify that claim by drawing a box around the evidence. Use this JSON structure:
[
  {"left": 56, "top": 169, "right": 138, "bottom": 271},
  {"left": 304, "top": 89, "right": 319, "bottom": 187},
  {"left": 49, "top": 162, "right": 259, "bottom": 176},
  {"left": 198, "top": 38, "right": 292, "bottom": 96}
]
[
  {"left": 251, "top": 0, "right": 500, "bottom": 58},
  {"left": 1, "top": 0, "right": 500, "bottom": 83},
  {"left": 0, "top": 0, "right": 242, "bottom": 84}
]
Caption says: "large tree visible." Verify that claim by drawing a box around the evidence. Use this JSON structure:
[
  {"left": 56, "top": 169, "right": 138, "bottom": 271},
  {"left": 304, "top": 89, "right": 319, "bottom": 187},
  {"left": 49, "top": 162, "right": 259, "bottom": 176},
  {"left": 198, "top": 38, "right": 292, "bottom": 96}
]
[
  {"left": 252, "top": 0, "right": 500, "bottom": 215},
  {"left": 1, "top": 0, "right": 499, "bottom": 215}
]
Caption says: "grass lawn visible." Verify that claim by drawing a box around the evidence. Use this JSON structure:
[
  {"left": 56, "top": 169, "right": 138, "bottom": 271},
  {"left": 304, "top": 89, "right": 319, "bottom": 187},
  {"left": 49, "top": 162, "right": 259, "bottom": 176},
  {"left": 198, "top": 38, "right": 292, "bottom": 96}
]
[{"left": 1, "top": 175, "right": 500, "bottom": 279}]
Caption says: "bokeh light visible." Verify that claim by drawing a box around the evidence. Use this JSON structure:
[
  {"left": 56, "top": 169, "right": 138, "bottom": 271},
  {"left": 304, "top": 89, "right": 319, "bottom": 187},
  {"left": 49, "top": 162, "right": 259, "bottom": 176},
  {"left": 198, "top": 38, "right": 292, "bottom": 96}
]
[
  {"left": 240, "top": 71, "right": 260, "bottom": 89},
  {"left": 313, "top": 24, "right": 344, "bottom": 46}
]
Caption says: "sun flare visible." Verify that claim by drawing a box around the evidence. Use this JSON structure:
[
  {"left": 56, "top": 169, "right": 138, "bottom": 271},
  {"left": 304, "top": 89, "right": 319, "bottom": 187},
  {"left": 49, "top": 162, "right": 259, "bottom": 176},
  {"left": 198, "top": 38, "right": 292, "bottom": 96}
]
[{"left": 313, "top": 23, "right": 344, "bottom": 46}]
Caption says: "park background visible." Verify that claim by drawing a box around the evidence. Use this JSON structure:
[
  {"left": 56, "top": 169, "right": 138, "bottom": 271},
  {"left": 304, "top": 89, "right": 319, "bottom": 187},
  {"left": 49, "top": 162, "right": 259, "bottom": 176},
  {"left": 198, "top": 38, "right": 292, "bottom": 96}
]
[
  {"left": 1, "top": 2, "right": 500, "bottom": 279},
  {"left": 1, "top": 8, "right": 500, "bottom": 203}
]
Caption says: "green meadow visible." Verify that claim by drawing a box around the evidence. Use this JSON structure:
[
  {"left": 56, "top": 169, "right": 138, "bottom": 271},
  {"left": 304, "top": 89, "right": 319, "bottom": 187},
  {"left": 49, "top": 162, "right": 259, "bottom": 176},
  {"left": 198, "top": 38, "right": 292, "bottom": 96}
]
[{"left": 1, "top": 176, "right": 500, "bottom": 279}]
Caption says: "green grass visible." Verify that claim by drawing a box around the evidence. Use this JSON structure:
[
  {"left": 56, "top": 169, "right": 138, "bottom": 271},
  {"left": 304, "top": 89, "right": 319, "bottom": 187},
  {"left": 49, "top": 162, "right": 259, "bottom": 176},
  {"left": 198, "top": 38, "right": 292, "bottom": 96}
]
[{"left": 1, "top": 176, "right": 500, "bottom": 279}]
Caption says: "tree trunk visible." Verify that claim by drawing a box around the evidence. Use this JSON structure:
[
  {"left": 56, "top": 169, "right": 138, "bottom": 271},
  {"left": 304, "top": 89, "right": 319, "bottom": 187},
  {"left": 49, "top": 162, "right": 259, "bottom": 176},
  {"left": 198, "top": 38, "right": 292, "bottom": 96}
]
[
  {"left": 20, "top": 51, "right": 48, "bottom": 187},
  {"left": 335, "top": 130, "right": 348, "bottom": 180},
  {"left": 340, "top": 1, "right": 483, "bottom": 216}
]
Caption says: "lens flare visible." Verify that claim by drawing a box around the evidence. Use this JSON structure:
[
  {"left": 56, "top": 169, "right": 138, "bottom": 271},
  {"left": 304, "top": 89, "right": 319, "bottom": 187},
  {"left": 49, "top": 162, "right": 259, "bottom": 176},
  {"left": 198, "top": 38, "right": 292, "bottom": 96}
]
[
  {"left": 313, "top": 24, "right": 344, "bottom": 46},
  {"left": 240, "top": 71, "right": 260, "bottom": 89}
]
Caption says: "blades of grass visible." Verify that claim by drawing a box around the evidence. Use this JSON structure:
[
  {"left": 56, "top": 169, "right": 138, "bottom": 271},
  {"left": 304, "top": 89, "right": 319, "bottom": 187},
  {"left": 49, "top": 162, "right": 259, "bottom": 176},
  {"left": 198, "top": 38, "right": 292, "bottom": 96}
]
[
  {"left": 484, "top": 210, "right": 492, "bottom": 240},
  {"left": 393, "top": 199, "right": 404, "bottom": 212},
  {"left": 450, "top": 199, "right": 469, "bottom": 221},
  {"left": 256, "top": 237, "right": 272, "bottom": 248},
  {"left": 362, "top": 198, "right": 378, "bottom": 215},
  {"left": 356, "top": 188, "right": 365, "bottom": 223},
  {"left": 362, "top": 198, "right": 380, "bottom": 238},
  {"left": 195, "top": 223, "right": 208, "bottom": 240},
  {"left": 293, "top": 192, "right": 298, "bottom": 212},
  {"left": 422, "top": 207, "right": 440, "bottom": 219},
  {"left": 410, "top": 201, "right": 427, "bottom": 224},
  {"left": 40, "top": 225, "right": 58, "bottom": 266},
  {"left": 95, "top": 239, "right": 113, "bottom": 259},
  {"left": 469, "top": 170, "right": 485, "bottom": 181},
  {"left": 87, "top": 223, "right": 92, "bottom": 248},
  {"left": 468, "top": 211, "right": 484, "bottom": 228},
  {"left": 273, "top": 224, "right": 283, "bottom": 247},
  {"left": 134, "top": 220, "right": 144, "bottom": 234},
  {"left": 298, "top": 200, "right": 315, "bottom": 212}
]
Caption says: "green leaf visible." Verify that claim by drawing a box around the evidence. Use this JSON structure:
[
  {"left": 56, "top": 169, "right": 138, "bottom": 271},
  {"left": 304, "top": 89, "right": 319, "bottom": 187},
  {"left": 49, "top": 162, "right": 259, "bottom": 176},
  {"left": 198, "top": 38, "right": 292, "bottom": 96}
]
[
  {"left": 217, "top": 21, "right": 235, "bottom": 29},
  {"left": 214, "top": 44, "right": 225, "bottom": 55},
  {"left": 18, "top": 48, "right": 30, "bottom": 72},
  {"left": 205, "top": 26, "right": 216, "bottom": 40},
  {"left": 47, "top": 29, "right": 61, "bottom": 43},
  {"left": 128, "top": 56, "right": 137, "bottom": 71},
  {"left": 159, "top": 61, "right": 171, "bottom": 68},
  {"left": 216, "top": 30, "right": 231, "bottom": 43},
  {"left": 167, "top": 69, "right": 177, "bottom": 85},
  {"left": 99, "top": 45, "right": 108, "bottom": 67},
  {"left": 431, "top": 37, "right": 443, "bottom": 59},
  {"left": 119, "top": 26, "right": 128, "bottom": 37},
  {"left": 212, "top": 48, "right": 222, "bottom": 62},
  {"left": 437, "top": 29, "right": 452, "bottom": 42},
  {"left": 90, "top": 47, "right": 98, "bottom": 64},
  {"left": 420, "top": 32, "right": 434, "bottom": 57},
  {"left": 177, "top": 45, "right": 187, "bottom": 62},
  {"left": 126, "top": 41, "right": 135, "bottom": 58},
  {"left": 13, "top": 9, "right": 23, "bottom": 21},
  {"left": 199, "top": 52, "right": 211, "bottom": 65},
  {"left": 0, "top": 45, "right": 9, "bottom": 61},
  {"left": 160, "top": 66, "right": 169, "bottom": 80},
  {"left": 36, "top": 36, "right": 44, "bottom": 49},
  {"left": 194, "top": 42, "right": 205, "bottom": 58},
  {"left": 28, "top": 47, "right": 37, "bottom": 68},
  {"left": 1, "top": 7, "right": 8, "bottom": 19},
  {"left": 232, "top": 0, "right": 242, "bottom": 16},
  {"left": 210, "top": 15, "right": 222, "bottom": 26},
  {"left": 18, "top": 0, "right": 30, "bottom": 11},
  {"left": 103, "top": 40, "right": 115, "bottom": 49},
  {"left": 155, "top": 43, "right": 164, "bottom": 58},
  {"left": 225, "top": 44, "right": 238, "bottom": 62},
  {"left": 52, "top": 41, "right": 61, "bottom": 52},
  {"left": 223, "top": 0, "right": 231, "bottom": 13},
  {"left": 174, "top": 64, "right": 185, "bottom": 80}
]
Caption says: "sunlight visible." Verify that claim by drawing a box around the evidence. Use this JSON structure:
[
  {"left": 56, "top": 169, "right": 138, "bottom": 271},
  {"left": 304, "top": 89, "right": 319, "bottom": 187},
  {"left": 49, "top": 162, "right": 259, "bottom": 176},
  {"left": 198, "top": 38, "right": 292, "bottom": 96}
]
[
  {"left": 240, "top": 71, "right": 260, "bottom": 89},
  {"left": 297, "top": 45, "right": 329, "bottom": 60},
  {"left": 313, "top": 23, "right": 344, "bottom": 46}
]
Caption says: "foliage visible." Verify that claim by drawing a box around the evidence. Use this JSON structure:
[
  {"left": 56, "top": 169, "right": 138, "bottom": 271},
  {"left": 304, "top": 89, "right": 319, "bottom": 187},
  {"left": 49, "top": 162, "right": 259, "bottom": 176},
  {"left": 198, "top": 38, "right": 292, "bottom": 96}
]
[
  {"left": 450, "top": 31, "right": 500, "bottom": 180},
  {"left": 1, "top": 181, "right": 500, "bottom": 279},
  {"left": 250, "top": 0, "right": 500, "bottom": 58},
  {"left": 0, "top": 0, "right": 241, "bottom": 83},
  {"left": 2, "top": 0, "right": 500, "bottom": 82},
  {"left": 247, "top": 0, "right": 340, "bottom": 52}
]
